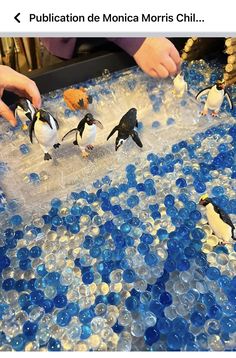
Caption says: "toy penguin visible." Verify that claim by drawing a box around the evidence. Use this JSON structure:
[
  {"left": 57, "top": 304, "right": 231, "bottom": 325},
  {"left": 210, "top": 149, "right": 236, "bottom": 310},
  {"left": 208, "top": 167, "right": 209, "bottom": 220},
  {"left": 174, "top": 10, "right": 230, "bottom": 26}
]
[
  {"left": 199, "top": 194, "right": 236, "bottom": 245},
  {"left": 196, "top": 79, "right": 233, "bottom": 116},
  {"left": 63, "top": 88, "right": 93, "bottom": 111},
  {"left": 107, "top": 108, "right": 143, "bottom": 151},
  {"left": 15, "top": 98, "right": 36, "bottom": 130},
  {"left": 173, "top": 72, "right": 187, "bottom": 97},
  {"left": 62, "top": 113, "right": 103, "bottom": 158},
  {"left": 29, "top": 109, "right": 60, "bottom": 161}
]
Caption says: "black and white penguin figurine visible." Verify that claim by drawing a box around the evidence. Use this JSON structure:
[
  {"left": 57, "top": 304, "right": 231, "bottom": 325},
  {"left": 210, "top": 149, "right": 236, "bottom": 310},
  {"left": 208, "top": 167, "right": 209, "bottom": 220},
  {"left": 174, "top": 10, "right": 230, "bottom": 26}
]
[
  {"left": 62, "top": 113, "right": 103, "bottom": 158},
  {"left": 196, "top": 79, "right": 233, "bottom": 116},
  {"left": 199, "top": 194, "right": 236, "bottom": 245},
  {"left": 173, "top": 72, "right": 188, "bottom": 97},
  {"left": 29, "top": 109, "right": 60, "bottom": 161},
  {"left": 15, "top": 98, "right": 36, "bottom": 130},
  {"left": 107, "top": 108, "right": 143, "bottom": 151}
]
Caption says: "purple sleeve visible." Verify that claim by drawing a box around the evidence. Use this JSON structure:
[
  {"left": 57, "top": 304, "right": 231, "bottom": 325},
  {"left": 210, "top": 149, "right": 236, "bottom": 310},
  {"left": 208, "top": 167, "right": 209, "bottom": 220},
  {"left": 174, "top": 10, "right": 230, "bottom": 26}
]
[
  {"left": 108, "top": 38, "right": 146, "bottom": 56},
  {"left": 41, "top": 38, "right": 77, "bottom": 59}
]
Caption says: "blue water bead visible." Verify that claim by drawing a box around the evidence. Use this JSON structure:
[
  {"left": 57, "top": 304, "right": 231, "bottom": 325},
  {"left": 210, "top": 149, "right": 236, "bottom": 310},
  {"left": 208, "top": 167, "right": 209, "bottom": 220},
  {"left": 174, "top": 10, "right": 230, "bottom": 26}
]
[
  {"left": 164, "top": 259, "right": 176, "bottom": 272},
  {"left": 69, "top": 223, "right": 80, "bottom": 234},
  {"left": 189, "top": 210, "right": 202, "bottom": 222},
  {"left": 36, "top": 264, "right": 47, "bottom": 277},
  {"left": 172, "top": 317, "right": 189, "bottom": 337},
  {"left": 45, "top": 272, "right": 60, "bottom": 286},
  {"left": 15, "top": 279, "right": 27, "bottom": 292},
  {"left": 176, "top": 178, "right": 187, "bottom": 188},
  {"left": 70, "top": 204, "right": 82, "bottom": 216},
  {"left": 176, "top": 259, "right": 190, "bottom": 271},
  {"left": 144, "top": 326, "right": 160, "bottom": 346},
  {"left": 81, "top": 325, "right": 91, "bottom": 340},
  {"left": 193, "top": 180, "right": 206, "bottom": 193},
  {"left": 51, "top": 215, "right": 63, "bottom": 227},
  {"left": 30, "top": 290, "right": 44, "bottom": 304},
  {"left": 53, "top": 294, "right": 68, "bottom": 308},
  {"left": 137, "top": 242, "right": 149, "bottom": 255},
  {"left": 111, "top": 205, "right": 122, "bottom": 216},
  {"left": 11, "top": 334, "right": 26, "bottom": 351},
  {"left": 51, "top": 198, "right": 62, "bottom": 208},
  {"left": 220, "top": 317, "right": 236, "bottom": 334},
  {"left": 102, "top": 175, "right": 112, "bottom": 185},
  {"left": 123, "top": 269, "right": 136, "bottom": 283},
  {"left": 29, "top": 246, "right": 42, "bottom": 258},
  {"left": 145, "top": 253, "right": 158, "bottom": 267},
  {"left": 2, "top": 278, "right": 15, "bottom": 291},
  {"left": 156, "top": 317, "right": 172, "bottom": 334},
  {"left": 227, "top": 289, "right": 236, "bottom": 305},
  {"left": 82, "top": 271, "right": 94, "bottom": 285},
  {"left": 208, "top": 304, "right": 223, "bottom": 320},
  {"left": 152, "top": 121, "right": 161, "bottom": 128},
  {"left": 164, "top": 194, "right": 175, "bottom": 207},
  {"left": 120, "top": 223, "right": 131, "bottom": 234},
  {"left": 10, "top": 214, "right": 22, "bottom": 226},
  {"left": 19, "top": 258, "right": 31, "bottom": 271},
  {"left": 157, "top": 229, "right": 168, "bottom": 240},
  {"left": 159, "top": 292, "right": 172, "bottom": 306},
  {"left": 19, "top": 144, "right": 30, "bottom": 154},
  {"left": 14, "top": 230, "right": 24, "bottom": 240},
  {"left": 191, "top": 228, "right": 205, "bottom": 240},
  {"left": 125, "top": 296, "right": 139, "bottom": 311},
  {"left": 41, "top": 299, "right": 54, "bottom": 313},
  {"left": 206, "top": 267, "right": 220, "bottom": 280},
  {"left": 107, "top": 292, "right": 121, "bottom": 305},
  {"left": 29, "top": 172, "right": 40, "bottom": 183},
  {"left": 190, "top": 311, "right": 206, "bottom": 327},
  {"left": 79, "top": 308, "right": 94, "bottom": 324},
  {"left": 23, "top": 320, "right": 38, "bottom": 340},
  {"left": 48, "top": 338, "right": 61, "bottom": 351},
  {"left": 140, "top": 233, "right": 154, "bottom": 244},
  {"left": 167, "top": 333, "right": 182, "bottom": 350},
  {"left": 56, "top": 309, "right": 71, "bottom": 327},
  {"left": 4, "top": 228, "right": 15, "bottom": 239},
  {"left": 18, "top": 293, "right": 31, "bottom": 310},
  {"left": 167, "top": 117, "right": 175, "bottom": 125},
  {"left": 66, "top": 302, "right": 79, "bottom": 316},
  {"left": 112, "top": 321, "right": 124, "bottom": 334},
  {"left": 127, "top": 195, "right": 139, "bottom": 208}
]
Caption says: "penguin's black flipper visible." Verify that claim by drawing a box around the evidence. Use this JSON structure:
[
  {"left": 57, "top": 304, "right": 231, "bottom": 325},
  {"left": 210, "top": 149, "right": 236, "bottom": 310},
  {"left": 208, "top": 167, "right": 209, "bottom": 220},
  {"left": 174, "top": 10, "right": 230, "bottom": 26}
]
[
  {"left": 62, "top": 128, "right": 77, "bottom": 141},
  {"left": 224, "top": 91, "right": 234, "bottom": 110},
  {"left": 196, "top": 87, "right": 211, "bottom": 101},
  {"left": 135, "top": 120, "right": 138, "bottom": 128},
  {"left": 107, "top": 126, "right": 119, "bottom": 141},
  {"left": 131, "top": 130, "right": 143, "bottom": 148},
  {"left": 28, "top": 115, "right": 37, "bottom": 144},
  {"left": 213, "top": 204, "right": 235, "bottom": 237}
]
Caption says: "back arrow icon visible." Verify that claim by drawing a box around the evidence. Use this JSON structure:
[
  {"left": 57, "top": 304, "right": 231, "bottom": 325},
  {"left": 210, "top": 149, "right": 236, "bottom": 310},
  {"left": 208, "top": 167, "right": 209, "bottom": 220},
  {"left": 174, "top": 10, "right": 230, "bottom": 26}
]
[{"left": 14, "top": 13, "right": 21, "bottom": 23}]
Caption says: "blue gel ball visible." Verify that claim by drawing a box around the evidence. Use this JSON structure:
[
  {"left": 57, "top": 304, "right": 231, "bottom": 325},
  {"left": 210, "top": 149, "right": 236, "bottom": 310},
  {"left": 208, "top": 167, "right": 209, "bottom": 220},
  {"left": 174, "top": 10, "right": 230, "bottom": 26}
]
[
  {"left": 51, "top": 198, "right": 62, "bottom": 208},
  {"left": 11, "top": 334, "right": 26, "bottom": 351},
  {"left": 167, "top": 117, "right": 175, "bottom": 125},
  {"left": 56, "top": 309, "right": 71, "bottom": 327},
  {"left": 29, "top": 172, "right": 40, "bottom": 183},
  {"left": 220, "top": 317, "right": 236, "bottom": 333},
  {"left": 190, "top": 311, "right": 206, "bottom": 327},
  {"left": 107, "top": 292, "right": 121, "bottom": 305},
  {"left": 176, "top": 178, "right": 187, "bottom": 188},
  {"left": 30, "top": 246, "right": 42, "bottom": 258},
  {"left": 41, "top": 299, "right": 54, "bottom": 313},
  {"left": 123, "top": 269, "right": 136, "bottom": 283},
  {"left": 227, "top": 289, "right": 236, "bottom": 305},
  {"left": 82, "top": 271, "right": 94, "bottom": 285},
  {"left": 137, "top": 242, "right": 149, "bottom": 255},
  {"left": 145, "top": 253, "right": 158, "bottom": 266},
  {"left": 10, "top": 215, "right": 22, "bottom": 226},
  {"left": 144, "top": 326, "right": 160, "bottom": 346},
  {"left": 164, "top": 194, "right": 175, "bottom": 207},
  {"left": 2, "top": 278, "right": 15, "bottom": 291},
  {"left": 152, "top": 121, "right": 160, "bottom": 128},
  {"left": 167, "top": 333, "right": 182, "bottom": 350},
  {"left": 19, "top": 144, "right": 30, "bottom": 155},
  {"left": 30, "top": 290, "right": 44, "bottom": 304},
  {"left": 172, "top": 317, "right": 188, "bottom": 336},
  {"left": 159, "top": 292, "right": 172, "bottom": 306},
  {"left": 127, "top": 195, "right": 139, "bottom": 208},
  {"left": 125, "top": 296, "right": 139, "bottom": 311},
  {"left": 81, "top": 325, "right": 91, "bottom": 340},
  {"left": 23, "top": 321, "right": 38, "bottom": 340},
  {"left": 66, "top": 302, "right": 79, "bottom": 316},
  {"left": 48, "top": 338, "right": 61, "bottom": 351},
  {"left": 112, "top": 321, "right": 124, "bottom": 334},
  {"left": 79, "top": 309, "right": 94, "bottom": 324},
  {"left": 208, "top": 304, "right": 223, "bottom": 320},
  {"left": 206, "top": 267, "right": 220, "bottom": 280},
  {"left": 53, "top": 294, "right": 68, "bottom": 308},
  {"left": 156, "top": 317, "right": 172, "bottom": 334},
  {"left": 19, "top": 258, "right": 31, "bottom": 271},
  {"left": 18, "top": 293, "right": 31, "bottom": 309},
  {"left": 17, "top": 247, "right": 30, "bottom": 260}
]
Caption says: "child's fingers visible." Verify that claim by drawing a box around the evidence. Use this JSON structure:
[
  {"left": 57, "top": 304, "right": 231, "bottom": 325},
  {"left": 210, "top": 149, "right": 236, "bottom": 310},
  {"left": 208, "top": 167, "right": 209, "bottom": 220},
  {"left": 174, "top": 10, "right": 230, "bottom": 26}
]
[
  {"left": 162, "top": 56, "right": 177, "bottom": 75},
  {"left": 0, "top": 99, "right": 17, "bottom": 126},
  {"left": 146, "top": 68, "right": 159, "bottom": 78},
  {"left": 6, "top": 78, "right": 41, "bottom": 109},
  {"left": 170, "top": 46, "right": 182, "bottom": 66},
  {"left": 155, "top": 64, "right": 169, "bottom": 78}
]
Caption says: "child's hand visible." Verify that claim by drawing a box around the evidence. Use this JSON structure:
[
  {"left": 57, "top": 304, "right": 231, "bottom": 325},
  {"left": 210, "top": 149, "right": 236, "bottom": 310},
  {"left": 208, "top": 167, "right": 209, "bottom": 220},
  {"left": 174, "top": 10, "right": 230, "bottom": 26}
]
[
  {"left": 0, "top": 65, "right": 41, "bottom": 126},
  {"left": 134, "top": 38, "right": 181, "bottom": 78}
]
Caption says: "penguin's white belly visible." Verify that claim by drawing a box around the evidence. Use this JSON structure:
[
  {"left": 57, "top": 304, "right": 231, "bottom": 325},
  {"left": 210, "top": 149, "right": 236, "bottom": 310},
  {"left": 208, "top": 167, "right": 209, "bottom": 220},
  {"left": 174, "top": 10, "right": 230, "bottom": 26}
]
[
  {"left": 34, "top": 121, "right": 57, "bottom": 149},
  {"left": 206, "top": 204, "right": 232, "bottom": 241},
  {"left": 206, "top": 89, "right": 224, "bottom": 111},
  {"left": 78, "top": 125, "right": 96, "bottom": 148}
]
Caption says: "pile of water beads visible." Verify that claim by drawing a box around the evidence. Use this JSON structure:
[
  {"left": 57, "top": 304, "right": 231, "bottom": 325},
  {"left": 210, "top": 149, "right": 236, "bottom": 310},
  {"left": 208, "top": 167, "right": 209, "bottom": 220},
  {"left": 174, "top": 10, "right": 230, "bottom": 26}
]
[{"left": 1, "top": 61, "right": 236, "bottom": 351}]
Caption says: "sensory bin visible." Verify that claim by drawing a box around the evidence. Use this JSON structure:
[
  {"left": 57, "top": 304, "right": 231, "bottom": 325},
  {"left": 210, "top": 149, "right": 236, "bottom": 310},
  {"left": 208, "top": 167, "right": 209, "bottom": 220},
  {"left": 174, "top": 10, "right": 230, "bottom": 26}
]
[{"left": 1, "top": 60, "right": 236, "bottom": 351}]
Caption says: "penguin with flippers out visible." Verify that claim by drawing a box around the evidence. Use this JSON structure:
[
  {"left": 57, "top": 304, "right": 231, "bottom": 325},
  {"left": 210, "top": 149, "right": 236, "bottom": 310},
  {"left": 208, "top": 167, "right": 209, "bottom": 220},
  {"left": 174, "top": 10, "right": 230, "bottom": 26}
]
[
  {"left": 29, "top": 109, "right": 60, "bottom": 161},
  {"left": 62, "top": 113, "right": 103, "bottom": 158},
  {"left": 199, "top": 194, "right": 236, "bottom": 245},
  {"left": 15, "top": 98, "right": 36, "bottom": 130},
  {"left": 107, "top": 108, "right": 143, "bottom": 151},
  {"left": 196, "top": 80, "right": 233, "bottom": 117}
]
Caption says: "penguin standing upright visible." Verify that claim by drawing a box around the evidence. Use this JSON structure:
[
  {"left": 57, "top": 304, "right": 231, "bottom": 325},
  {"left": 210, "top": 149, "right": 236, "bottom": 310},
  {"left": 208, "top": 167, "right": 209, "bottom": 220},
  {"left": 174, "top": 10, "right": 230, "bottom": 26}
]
[
  {"left": 15, "top": 98, "right": 36, "bottom": 130},
  {"left": 173, "top": 72, "right": 188, "bottom": 97},
  {"left": 199, "top": 194, "right": 236, "bottom": 244},
  {"left": 107, "top": 108, "right": 143, "bottom": 151},
  {"left": 196, "top": 80, "right": 233, "bottom": 116},
  {"left": 29, "top": 109, "right": 60, "bottom": 161},
  {"left": 62, "top": 113, "right": 103, "bottom": 158}
]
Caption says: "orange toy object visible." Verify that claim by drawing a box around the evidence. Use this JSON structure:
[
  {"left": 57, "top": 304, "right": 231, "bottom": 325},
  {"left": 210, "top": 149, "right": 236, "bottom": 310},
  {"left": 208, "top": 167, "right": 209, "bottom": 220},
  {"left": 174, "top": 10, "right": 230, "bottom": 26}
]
[{"left": 63, "top": 88, "right": 93, "bottom": 111}]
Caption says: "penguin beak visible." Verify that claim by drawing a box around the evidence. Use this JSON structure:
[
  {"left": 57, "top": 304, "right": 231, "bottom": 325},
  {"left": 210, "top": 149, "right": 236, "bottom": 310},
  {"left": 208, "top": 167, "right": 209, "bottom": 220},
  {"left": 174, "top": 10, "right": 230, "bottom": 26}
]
[
  {"left": 92, "top": 119, "right": 103, "bottom": 129},
  {"left": 199, "top": 199, "right": 205, "bottom": 206}
]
